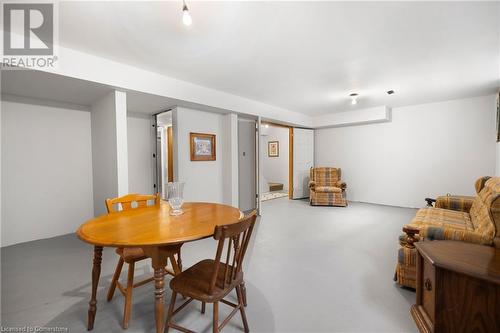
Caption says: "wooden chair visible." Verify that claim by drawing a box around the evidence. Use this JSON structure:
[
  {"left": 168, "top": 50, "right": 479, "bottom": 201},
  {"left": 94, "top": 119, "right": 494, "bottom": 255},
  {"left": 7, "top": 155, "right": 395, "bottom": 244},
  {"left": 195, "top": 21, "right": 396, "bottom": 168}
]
[
  {"left": 105, "top": 193, "right": 183, "bottom": 329},
  {"left": 164, "top": 211, "right": 257, "bottom": 333}
]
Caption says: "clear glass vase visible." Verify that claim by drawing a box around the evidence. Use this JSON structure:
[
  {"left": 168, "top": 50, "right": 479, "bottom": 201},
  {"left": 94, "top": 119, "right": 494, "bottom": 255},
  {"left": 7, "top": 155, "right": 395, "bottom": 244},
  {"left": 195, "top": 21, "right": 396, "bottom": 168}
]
[{"left": 167, "top": 182, "right": 185, "bottom": 216}]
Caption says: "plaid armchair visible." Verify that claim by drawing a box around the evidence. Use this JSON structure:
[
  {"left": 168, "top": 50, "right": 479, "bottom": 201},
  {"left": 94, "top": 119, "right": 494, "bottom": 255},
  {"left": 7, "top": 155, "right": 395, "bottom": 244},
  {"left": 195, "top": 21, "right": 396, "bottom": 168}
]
[
  {"left": 309, "top": 167, "right": 347, "bottom": 207},
  {"left": 395, "top": 176, "right": 500, "bottom": 288}
]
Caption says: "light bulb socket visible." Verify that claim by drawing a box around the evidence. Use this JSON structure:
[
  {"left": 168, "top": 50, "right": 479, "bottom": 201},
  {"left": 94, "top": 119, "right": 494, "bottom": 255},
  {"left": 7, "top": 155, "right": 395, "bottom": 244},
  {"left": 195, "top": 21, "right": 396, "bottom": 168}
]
[{"left": 350, "top": 93, "right": 358, "bottom": 105}]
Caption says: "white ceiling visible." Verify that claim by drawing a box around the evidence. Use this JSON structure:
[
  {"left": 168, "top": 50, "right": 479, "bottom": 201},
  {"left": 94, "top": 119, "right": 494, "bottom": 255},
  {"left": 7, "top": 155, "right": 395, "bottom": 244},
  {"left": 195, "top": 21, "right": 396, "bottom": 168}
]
[
  {"left": 1, "top": 69, "right": 178, "bottom": 113},
  {"left": 57, "top": 1, "right": 500, "bottom": 116},
  {"left": 2, "top": 70, "right": 111, "bottom": 108}
]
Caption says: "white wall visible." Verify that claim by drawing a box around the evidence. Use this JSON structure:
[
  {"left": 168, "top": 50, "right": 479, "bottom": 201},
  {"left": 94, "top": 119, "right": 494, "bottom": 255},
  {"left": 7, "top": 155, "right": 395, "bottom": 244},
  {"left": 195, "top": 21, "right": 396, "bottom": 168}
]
[
  {"left": 90, "top": 91, "right": 129, "bottom": 216},
  {"left": 313, "top": 106, "right": 391, "bottom": 128},
  {"left": 1, "top": 99, "right": 94, "bottom": 246},
  {"left": 115, "top": 91, "right": 129, "bottom": 196},
  {"left": 0, "top": 97, "right": 2, "bottom": 248},
  {"left": 260, "top": 125, "right": 289, "bottom": 193},
  {"left": 127, "top": 112, "right": 153, "bottom": 194},
  {"left": 222, "top": 113, "right": 239, "bottom": 207},
  {"left": 497, "top": 143, "right": 500, "bottom": 176},
  {"left": 497, "top": 94, "right": 500, "bottom": 176},
  {"left": 315, "top": 95, "right": 497, "bottom": 208},
  {"left": 173, "top": 107, "right": 227, "bottom": 203}
]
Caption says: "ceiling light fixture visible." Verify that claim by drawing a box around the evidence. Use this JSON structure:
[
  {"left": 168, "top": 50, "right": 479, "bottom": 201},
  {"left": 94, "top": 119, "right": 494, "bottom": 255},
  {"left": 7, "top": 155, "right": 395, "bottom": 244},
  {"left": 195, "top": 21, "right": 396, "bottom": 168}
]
[
  {"left": 182, "top": 0, "right": 192, "bottom": 26},
  {"left": 350, "top": 93, "right": 359, "bottom": 105}
]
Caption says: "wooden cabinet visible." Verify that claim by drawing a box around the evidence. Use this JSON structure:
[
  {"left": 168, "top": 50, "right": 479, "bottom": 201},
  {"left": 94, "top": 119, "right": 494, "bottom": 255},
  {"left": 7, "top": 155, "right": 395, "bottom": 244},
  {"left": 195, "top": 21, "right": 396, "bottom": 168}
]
[{"left": 411, "top": 241, "right": 500, "bottom": 333}]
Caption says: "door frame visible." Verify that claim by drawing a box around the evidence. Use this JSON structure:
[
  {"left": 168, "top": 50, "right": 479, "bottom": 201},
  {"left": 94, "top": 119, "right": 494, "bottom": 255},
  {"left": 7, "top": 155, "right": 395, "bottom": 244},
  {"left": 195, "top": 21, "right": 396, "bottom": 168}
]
[
  {"left": 260, "top": 121, "right": 294, "bottom": 199},
  {"left": 167, "top": 126, "right": 174, "bottom": 182},
  {"left": 153, "top": 109, "right": 174, "bottom": 197}
]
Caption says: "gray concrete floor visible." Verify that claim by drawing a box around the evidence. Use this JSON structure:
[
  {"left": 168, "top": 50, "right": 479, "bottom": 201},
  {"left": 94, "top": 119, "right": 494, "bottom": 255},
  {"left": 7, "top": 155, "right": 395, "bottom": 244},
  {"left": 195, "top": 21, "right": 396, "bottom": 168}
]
[{"left": 1, "top": 199, "right": 418, "bottom": 332}]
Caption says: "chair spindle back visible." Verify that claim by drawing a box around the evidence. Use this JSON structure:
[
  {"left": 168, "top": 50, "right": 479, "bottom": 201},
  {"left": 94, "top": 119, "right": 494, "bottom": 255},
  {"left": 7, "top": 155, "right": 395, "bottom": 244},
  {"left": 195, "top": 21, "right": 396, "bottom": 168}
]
[
  {"left": 105, "top": 193, "right": 160, "bottom": 213},
  {"left": 209, "top": 211, "right": 257, "bottom": 294}
]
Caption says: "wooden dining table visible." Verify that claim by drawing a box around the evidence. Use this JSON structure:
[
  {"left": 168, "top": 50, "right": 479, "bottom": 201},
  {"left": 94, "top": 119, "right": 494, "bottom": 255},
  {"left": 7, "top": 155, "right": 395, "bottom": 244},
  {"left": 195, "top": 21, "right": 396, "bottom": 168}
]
[{"left": 77, "top": 201, "right": 243, "bottom": 333}]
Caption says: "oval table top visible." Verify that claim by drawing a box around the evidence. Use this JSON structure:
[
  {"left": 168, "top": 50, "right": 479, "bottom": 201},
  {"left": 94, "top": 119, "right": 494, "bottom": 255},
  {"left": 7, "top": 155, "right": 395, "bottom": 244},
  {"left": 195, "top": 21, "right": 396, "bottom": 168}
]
[{"left": 77, "top": 202, "right": 243, "bottom": 247}]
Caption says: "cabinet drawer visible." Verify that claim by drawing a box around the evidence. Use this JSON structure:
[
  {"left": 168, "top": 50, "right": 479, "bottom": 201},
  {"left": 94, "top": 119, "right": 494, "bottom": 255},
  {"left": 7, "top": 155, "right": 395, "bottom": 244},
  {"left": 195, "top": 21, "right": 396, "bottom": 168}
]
[{"left": 421, "top": 257, "right": 435, "bottom": 322}]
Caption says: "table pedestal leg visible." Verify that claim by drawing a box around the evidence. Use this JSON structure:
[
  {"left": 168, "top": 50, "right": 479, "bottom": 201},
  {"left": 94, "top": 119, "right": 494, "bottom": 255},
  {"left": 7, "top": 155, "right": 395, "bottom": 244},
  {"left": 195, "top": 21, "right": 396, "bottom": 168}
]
[
  {"left": 88, "top": 246, "right": 103, "bottom": 330},
  {"left": 143, "top": 246, "right": 170, "bottom": 333},
  {"left": 153, "top": 265, "right": 165, "bottom": 333}
]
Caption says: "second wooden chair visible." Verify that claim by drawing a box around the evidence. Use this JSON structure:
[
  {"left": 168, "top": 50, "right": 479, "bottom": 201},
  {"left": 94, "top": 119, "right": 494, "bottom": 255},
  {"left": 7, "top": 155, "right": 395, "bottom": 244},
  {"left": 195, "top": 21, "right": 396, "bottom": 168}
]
[
  {"left": 164, "top": 211, "right": 257, "bottom": 333},
  {"left": 105, "top": 193, "right": 183, "bottom": 329}
]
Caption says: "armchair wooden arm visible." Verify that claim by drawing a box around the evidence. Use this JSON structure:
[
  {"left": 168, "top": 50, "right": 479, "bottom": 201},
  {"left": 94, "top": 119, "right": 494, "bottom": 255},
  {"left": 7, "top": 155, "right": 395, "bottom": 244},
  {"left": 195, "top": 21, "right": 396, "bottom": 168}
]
[{"left": 335, "top": 181, "right": 347, "bottom": 190}]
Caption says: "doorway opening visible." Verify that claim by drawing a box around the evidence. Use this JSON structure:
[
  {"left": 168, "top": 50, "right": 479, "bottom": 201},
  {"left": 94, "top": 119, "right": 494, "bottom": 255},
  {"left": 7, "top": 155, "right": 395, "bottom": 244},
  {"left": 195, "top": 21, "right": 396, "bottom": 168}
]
[
  {"left": 259, "top": 122, "right": 293, "bottom": 202},
  {"left": 155, "top": 110, "right": 174, "bottom": 200}
]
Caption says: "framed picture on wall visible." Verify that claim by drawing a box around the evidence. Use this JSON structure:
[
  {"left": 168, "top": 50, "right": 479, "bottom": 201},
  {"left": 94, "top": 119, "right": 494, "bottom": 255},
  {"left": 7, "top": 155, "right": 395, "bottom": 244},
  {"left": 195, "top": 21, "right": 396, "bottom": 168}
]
[
  {"left": 190, "top": 132, "right": 216, "bottom": 161},
  {"left": 268, "top": 141, "right": 279, "bottom": 157},
  {"left": 497, "top": 92, "right": 500, "bottom": 142}
]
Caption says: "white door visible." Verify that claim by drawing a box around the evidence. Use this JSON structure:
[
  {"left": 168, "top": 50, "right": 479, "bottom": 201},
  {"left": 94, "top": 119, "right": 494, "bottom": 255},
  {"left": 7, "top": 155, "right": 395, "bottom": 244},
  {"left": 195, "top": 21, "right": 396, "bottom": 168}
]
[
  {"left": 237, "top": 118, "right": 256, "bottom": 212},
  {"left": 255, "top": 117, "right": 261, "bottom": 214},
  {"left": 292, "top": 128, "right": 314, "bottom": 199}
]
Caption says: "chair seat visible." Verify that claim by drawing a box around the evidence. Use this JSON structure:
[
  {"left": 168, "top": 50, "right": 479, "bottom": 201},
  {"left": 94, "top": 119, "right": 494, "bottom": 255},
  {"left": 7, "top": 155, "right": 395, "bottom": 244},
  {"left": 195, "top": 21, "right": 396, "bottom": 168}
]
[
  {"left": 170, "top": 259, "right": 243, "bottom": 303},
  {"left": 116, "top": 244, "right": 182, "bottom": 263},
  {"left": 315, "top": 186, "right": 342, "bottom": 193},
  {"left": 116, "top": 248, "right": 148, "bottom": 262}
]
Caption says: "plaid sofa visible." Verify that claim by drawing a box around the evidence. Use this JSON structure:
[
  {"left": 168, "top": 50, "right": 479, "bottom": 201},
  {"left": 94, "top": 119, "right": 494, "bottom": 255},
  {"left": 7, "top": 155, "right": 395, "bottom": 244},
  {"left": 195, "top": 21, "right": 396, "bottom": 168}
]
[
  {"left": 309, "top": 167, "right": 347, "bottom": 207},
  {"left": 395, "top": 176, "right": 500, "bottom": 288}
]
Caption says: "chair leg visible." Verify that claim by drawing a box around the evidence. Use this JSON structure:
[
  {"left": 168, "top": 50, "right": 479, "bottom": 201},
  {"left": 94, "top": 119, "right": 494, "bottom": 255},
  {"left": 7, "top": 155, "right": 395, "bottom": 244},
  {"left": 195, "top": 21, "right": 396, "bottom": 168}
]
[
  {"left": 240, "top": 282, "right": 247, "bottom": 307},
  {"left": 169, "top": 254, "right": 182, "bottom": 276},
  {"left": 177, "top": 248, "right": 182, "bottom": 272},
  {"left": 213, "top": 301, "right": 219, "bottom": 333},
  {"left": 237, "top": 286, "right": 249, "bottom": 333},
  {"left": 164, "top": 292, "right": 177, "bottom": 333},
  {"left": 169, "top": 255, "right": 186, "bottom": 300},
  {"left": 107, "top": 257, "right": 124, "bottom": 301},
  {"left": 123, "top": 261, "right": 135, "bottom": 329},
  {"left": 201, "top": 302, "right": 206, "bottom": 314}
]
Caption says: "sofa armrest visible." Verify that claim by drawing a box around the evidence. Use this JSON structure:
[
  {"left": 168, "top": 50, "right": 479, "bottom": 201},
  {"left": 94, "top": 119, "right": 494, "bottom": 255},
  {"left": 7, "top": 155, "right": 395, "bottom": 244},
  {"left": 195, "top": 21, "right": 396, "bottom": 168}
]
[
  {"left": 425, "top": 198, "right": 436, "bottom": 207},
  {"left": 421, "top": 226, "right": 492, "bottom": 246},
  {"left": 401, "top": 225, "right": 420, "bottom": 248},
  {"left": 308, "top": 181, "right": 316, "bottom": 190},
  {"left": 334, "top": 181, "right": 347, "bottom": 190},
  {"left": 435, "top": 195, "right": 475, "bottom": 213}
]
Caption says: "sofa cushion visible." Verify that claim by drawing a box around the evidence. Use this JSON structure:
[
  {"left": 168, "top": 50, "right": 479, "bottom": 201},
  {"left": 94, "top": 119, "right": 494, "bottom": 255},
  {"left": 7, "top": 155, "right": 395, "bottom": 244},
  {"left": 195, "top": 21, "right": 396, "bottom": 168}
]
[
  {"left": 311, "top": 167, "right": 340, "bottom": 187},
  {"left": 315, "top": 186, "right": 342, "bottom": 193},
  {"left": 310, "top": 191, "right": 347, "bottom": 207},
  {"left": 410, "top": 207, "right": 473, "bottom": 231}
]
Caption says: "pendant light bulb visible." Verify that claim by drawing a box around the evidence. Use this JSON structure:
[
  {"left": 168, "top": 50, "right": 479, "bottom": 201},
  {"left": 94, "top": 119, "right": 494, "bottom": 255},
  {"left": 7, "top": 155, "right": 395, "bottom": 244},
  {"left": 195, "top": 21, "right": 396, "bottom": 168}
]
[
  {"left": 182, "top": 2, "right": 192, "bottom": 26},
  {"left": 351, "top": 98, "right": 357, "bottom": 105}
]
